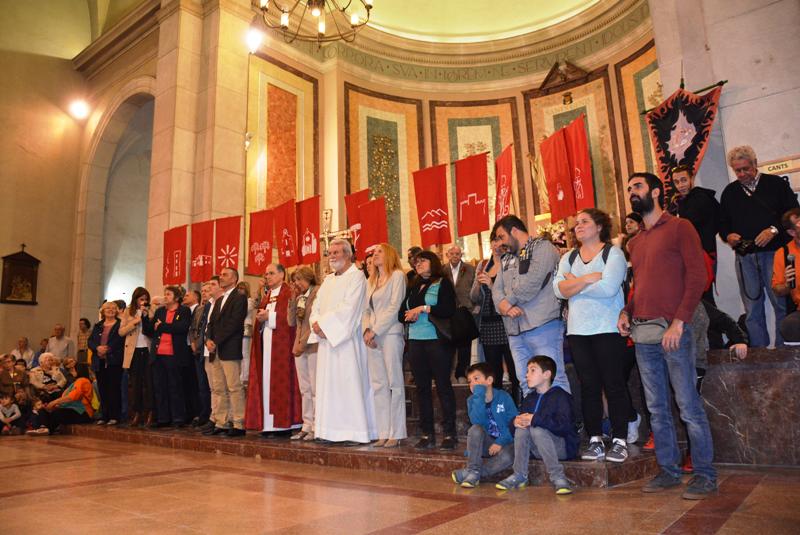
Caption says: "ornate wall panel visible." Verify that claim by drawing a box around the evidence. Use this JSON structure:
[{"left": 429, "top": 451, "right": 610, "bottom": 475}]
[
  {"left": 523, "top": 69, "right": 623, "bottom": 226},
  {"left": 615, "top": 40, "right": 662, "bottom": 176},
  {"left": 344, "top": 83, "right": 424, "bottom": 255},
  {"left": 246, "top": 53, "right": 319, "bottom": 215},
  {"left": 429, "top": 98, "right": 524, "bottom": 257}
]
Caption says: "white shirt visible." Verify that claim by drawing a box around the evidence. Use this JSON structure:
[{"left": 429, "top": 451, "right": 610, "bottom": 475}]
[
  {"left": 203, "top": 297, "right": 216, "bottom": 357},
  {"left": 219, "top": 287, "right": 235, "bottom": 311},
  {"left": 450, "top": 261, "right": 462, "bottom": 286}
]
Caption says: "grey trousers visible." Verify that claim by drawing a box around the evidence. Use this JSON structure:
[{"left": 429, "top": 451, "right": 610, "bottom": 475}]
[
  {"left": 513, "top": 426, "right": 567, "bottom": 484},
  {"left": 465, "top": 424, "right": 514, "bottom": 477}
]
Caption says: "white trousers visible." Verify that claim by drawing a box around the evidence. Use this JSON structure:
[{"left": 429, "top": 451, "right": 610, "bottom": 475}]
[
  {"left": 295, "top": 351, "right": 317, "bottom": 432},
  {"left": 366, "top": 333, "right": 407, "bottom": 440}
]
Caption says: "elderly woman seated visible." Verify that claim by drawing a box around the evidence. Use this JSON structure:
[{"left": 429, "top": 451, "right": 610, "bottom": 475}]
[
  {"left": 28, "top": 363, "right": 95, "bottom": 436},
  {"left": 29, "top": 353, "right": 67, "bottom": 403}
]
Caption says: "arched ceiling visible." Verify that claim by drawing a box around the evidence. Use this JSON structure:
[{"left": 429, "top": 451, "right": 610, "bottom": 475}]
[
  {"left": 0, "top": 0, "right": 143, "bottom": 59},
  {"left": 367, "top": 0, "right": 599, "bottom": 43}
]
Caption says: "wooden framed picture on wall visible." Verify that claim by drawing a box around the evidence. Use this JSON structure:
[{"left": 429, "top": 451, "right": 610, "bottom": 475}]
[{"left": 1, "top": 247, "right": 39, "bottom": 305}]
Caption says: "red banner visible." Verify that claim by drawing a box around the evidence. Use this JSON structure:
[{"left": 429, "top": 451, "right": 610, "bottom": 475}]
[
  {"left": 494, "top": 144, "right": 513, "bottom": 221},
  {"left": 296, "top": 196, "right": 320, "bottom": 264},
  {"left": 190, "top": 220, "right": 214, "bottom": 282},
  {"left": 344, "top": 188, "right": 370, "bottom": 254},
  {"left": 413, "top": 164, "right": 451, "bottom": 248},
  {"left": 215, "top": 216, "right": 241, "bottom": 273},
  {"left": 563, "top": 114, "right": 595, "bottom": 211},
  {"left": 454, "top": 152, "right": 490, "bottom": 237},
  {"left": 163, "top": 225, "right": 187, "bottom": 285},
  {"left": 358, "top": 197, "right": 388, "bottom": 259},
  {"left": 247, "top": 210, "right": 273, "bottom": 275},
  {"left": 273, "top": 199, "right": 298, "bottom": 267},
  {"left": 540, "top": 129, "right": 576, "bottom": 222}
]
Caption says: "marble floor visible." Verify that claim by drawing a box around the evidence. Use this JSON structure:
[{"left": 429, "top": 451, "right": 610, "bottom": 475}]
[{"left": 0, "top": 435, "right": 798, "bottom": 535}]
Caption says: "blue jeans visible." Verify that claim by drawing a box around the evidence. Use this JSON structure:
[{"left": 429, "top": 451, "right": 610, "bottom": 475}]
[
  {"left": 195, "top": 354, "right": 211, "bottom": 422},
  {"left": 736, "top": 251, "right": 786, "bottom": 347},
  {"left": 465, "top": 424, "right": 514, "bottom": 478},
  {"left": 507, "top": 319, "right": 569, "bottom": 395},
  {"left": 513, "top": 426, "right": 567, "bottom": 484},
  {"left": 635, "top": 325, "right": 716, "bottom": 481}
]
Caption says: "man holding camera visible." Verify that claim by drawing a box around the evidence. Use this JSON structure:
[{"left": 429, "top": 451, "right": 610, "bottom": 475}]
[{"left": 719, "top": 145, "right": 798, "bottom": 347}]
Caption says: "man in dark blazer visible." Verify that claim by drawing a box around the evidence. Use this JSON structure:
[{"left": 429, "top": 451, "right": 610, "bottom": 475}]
[
  {"left": 444, "top": 245, "right": 476, "bottom": 383},
  {"left": 205, "top": 267, "right": 248, "bottom": 437},
  {"left": 189, "top": 283, "right": 212, "bottom": 427}
]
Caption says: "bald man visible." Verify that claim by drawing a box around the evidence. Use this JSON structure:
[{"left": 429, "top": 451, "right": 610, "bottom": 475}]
[{"left": 444, "top": 245, "right": 475, "bottom": 383}]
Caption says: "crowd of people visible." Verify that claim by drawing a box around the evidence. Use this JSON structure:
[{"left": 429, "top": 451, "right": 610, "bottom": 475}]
[{"left": 2, "top": 145, "right": 797, "bottom": 501}]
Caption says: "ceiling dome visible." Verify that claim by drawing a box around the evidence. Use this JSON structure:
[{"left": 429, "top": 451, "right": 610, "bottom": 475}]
[{"left": 367, "top": 0, "right": 598, "bottom": 43}]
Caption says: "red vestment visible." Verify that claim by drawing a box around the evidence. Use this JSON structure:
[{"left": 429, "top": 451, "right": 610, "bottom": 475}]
[{"left": 244, "top": 283, "right": 302, "bottom": 430}]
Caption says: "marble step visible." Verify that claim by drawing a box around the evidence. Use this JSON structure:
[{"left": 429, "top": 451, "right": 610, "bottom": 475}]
[{"left": 63, "top": 424, "right": 660, "bottom": 488}]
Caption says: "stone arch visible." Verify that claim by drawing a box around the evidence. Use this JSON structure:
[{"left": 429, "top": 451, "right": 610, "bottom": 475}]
[{"left": 70, "top": 76, "right": 156, "bottom": 326}]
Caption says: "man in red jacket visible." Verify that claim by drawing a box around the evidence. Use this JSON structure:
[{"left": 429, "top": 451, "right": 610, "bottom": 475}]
[{"left": 618, "top": 172, "right": 716, "bottom": 500}]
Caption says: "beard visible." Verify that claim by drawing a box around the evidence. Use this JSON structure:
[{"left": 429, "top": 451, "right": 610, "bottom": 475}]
[
  {"left": 506, "top": 235, "right": 520, "bottom": 254},
  {"left": 630, "top": 193, "right": 655, "bottom": 215},
  {"left": 329, "top": 258, "right": 345, "bottom": 272}
]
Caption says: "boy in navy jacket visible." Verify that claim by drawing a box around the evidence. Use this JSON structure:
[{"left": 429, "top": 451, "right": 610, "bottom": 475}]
[
  {"left": 451, "top": 363, "right": 518, "bottom": 488},
  {"left": 497, "top": 355, "right": 578, "bottom": 494}
]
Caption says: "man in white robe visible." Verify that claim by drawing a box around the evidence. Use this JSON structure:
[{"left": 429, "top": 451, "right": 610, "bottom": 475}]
[{"left": 309, "top": 239, "right": 377, "bottom": 444}]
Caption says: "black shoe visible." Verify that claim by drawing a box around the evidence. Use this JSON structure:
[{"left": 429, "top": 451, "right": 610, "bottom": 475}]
[
  {"left": 439, "top": 436, "right": 457, "bottom": 450},
  {"left": 190, "top": 417, "right": 201, "bottom": 427},
  {"left": 642, "top": 471, "right": 683, "bottom": 493},
  {"left": 154, "top": 422, "right": 172, "bottom": 429},
  {"left": 173, "top": 421, "right": 186, "bottom": 429},
  {"left": 225, "top": 428, "right": 245, "bottom": 438},
  {"left": 198, "top": 421, "right": 215, "bottom": 433},
  {"left": 206, "top": 426, "right": 229, "bottom": 436},
  {"left": 414, "top": 435, "right": 435, "bottom": 449}
]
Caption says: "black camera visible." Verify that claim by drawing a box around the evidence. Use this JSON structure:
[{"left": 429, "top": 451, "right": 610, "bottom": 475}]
[{"left": 734, "top": 239, "right": 757, "bottom": 256}]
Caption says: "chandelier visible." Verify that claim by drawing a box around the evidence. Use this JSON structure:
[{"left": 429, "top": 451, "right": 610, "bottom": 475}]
[{"left": 248, "top": 0, "right": 374, "bottom": 49}]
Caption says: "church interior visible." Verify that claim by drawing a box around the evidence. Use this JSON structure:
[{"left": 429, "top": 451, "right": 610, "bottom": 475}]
[{"left": 1, "top": 1, "right": 799, "bottom": 533}]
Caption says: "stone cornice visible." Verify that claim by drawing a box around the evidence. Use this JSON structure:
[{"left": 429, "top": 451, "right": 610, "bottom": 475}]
[
  {"left": 72, "top": 0, "right": 160, "bottom": 79},
  {"left": 276, "top": 0, "right": 650, "bottom": 84}
]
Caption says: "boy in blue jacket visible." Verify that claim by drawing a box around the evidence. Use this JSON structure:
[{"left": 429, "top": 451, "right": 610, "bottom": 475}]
[
  {"left": 497, "top": 355, "right": 578, "bottom": 494},
  {"left": 451, "top": 362, "right": 518, "bottom": 488}
]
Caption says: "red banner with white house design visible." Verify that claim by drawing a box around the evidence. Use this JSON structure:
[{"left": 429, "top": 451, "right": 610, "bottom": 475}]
[
  {"left": 296, "top": 196, "right": 320, "bottom": 264},
  {"left": 273, "top": 199, "right": 298, "bottom": 268},
  {"left": 163, "top": 225, "right": 187, "bottom": 285},
  {"left": 344, "top": 188, "right": 370, "bottom": 255},
  {"left": 190, "top": 220, "right": 214, "bottom": 282},
  {"left": 454, "top": 152, "right": 490, "bottom": 237},
  {"left": 413, "top": 164, "right": 451, "bottom": 248},
  {"left": 214, "top": 216, "right": 241, "bottom": 273},
  {"left": 247, "top": 210, "right": 273, "bottom": 276}
]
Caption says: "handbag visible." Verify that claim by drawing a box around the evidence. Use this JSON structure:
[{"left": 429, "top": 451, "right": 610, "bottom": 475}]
[
  {"left": 630, "top": 317, "right": 669, "bottom": 344},
  {"left": 451, "top": 306, "right": 479, "bottom": 344},
  {"left": 428, "top": 313, "right": 453, "bottom": 342}
]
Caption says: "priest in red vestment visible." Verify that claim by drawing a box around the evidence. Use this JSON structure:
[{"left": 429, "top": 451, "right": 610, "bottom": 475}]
[{"left": 245, "top": 264, "right": 302, "bottom": 433}]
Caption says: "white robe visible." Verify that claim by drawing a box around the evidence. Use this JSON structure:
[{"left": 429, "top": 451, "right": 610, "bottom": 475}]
[{"left": 309, "top": 263, "right": 377, "bottom": 443}]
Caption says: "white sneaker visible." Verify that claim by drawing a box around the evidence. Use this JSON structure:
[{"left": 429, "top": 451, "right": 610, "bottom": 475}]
[
  {"left": 302, "top": 431, "right": 315, "bottom": 441},
  {"left": 627, "top": 413, "right": 641, "bottom": 444}
]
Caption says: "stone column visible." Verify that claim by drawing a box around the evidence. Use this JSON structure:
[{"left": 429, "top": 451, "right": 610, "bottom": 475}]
[{"left": 147, "top": 0, "right": 205, "bottom": 288}]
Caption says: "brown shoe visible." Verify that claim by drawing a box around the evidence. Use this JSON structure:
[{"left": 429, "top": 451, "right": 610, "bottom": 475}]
[
  {"left": 144, "top": 411, "right": 154, "bottom": 428},
  {"left": 129, "top": 412, "right": 140, "bottom": 427},
  {"left": 384, "top": 439, "right": 402, "bottom": 448}
]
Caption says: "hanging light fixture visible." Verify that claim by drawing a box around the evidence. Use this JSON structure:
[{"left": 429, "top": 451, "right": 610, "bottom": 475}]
[{"left": 249, "top": 0, "right": 373, "bottom": 48}]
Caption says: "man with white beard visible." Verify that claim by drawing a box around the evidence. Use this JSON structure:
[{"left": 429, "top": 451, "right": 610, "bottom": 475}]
[{"left": 309, "top": 238, "right": 377, "bottom": 444}]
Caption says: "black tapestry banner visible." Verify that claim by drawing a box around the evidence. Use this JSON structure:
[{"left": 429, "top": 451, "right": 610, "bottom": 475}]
[{"left": 645, "top": 86, "right": 722, "bottom": 206}]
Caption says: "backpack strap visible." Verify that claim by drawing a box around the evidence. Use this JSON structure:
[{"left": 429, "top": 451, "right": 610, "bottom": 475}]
[
  {"left": 567, "top": 248, "right": 579, "bottom": 267},
  {"left": 601, "top": 242, "right": 612, "bottom": 264}
]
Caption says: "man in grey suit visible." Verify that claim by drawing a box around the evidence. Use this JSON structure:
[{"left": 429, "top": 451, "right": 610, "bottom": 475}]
[{"left": 444, "top": 245, "right": 475, "bottom": 383}]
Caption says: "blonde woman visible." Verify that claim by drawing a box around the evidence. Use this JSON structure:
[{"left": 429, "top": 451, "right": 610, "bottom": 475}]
[
  {"left": 363, "top": 243, "right": 407, "bottom": 447},
  {"left": 288, "top": 266, "right": 320, "bottom": 441}
]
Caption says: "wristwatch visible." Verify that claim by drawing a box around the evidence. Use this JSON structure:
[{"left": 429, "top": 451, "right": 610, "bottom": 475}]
[{"left": 769, "top": 226, "right": 779, "bottom": 235}]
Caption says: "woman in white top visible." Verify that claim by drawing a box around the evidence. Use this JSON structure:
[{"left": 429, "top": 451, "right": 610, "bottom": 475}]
[
  {"left": 363, "top": 243, "right": 408, "bottom": 447},
  {"left": 238, "top": 281, "right": 258, "bottom": 385},
  {"left": 554, "top": 208, "right": 632, "bottom": 464},
  {"left": 119, "top": 287, "right": 153, "bottom": 427}
]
